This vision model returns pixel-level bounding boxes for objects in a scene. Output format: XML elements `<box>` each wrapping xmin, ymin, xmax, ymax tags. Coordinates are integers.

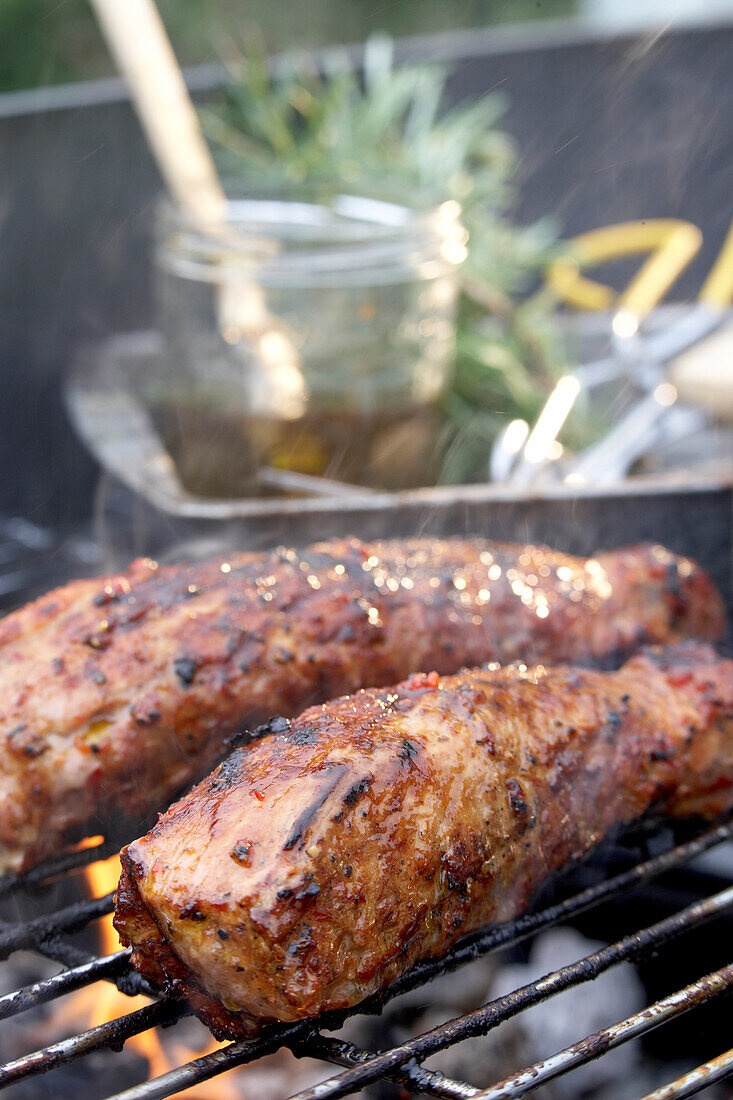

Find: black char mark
<box><xmin>173</xmin><ymin>657</ymin><xmax>198</xmax><ymax>687</ymax></box>
<box><xmin>225</xmin><ymin>715</ymin><xmax>291</xmax><ymax>752</ymax></box>
<box><xmin>285</xmin><ymin>723</ymin><xmax>320</xmax><ymax>747</ymax></box>
<box><xmin>282</xmin><ymin>764</ymin><xmax>348</xmax><ymax>851</ymax></box>
<box><xmin>506</xmin><ymin>777</ymin><xmax>528</xmax><ymax>816</ymax></box>
<box><xmin>343</xmin><ymin>775</ymin><xmax>373</xmax><ymax>808</ymax></box>
<box><xmin>210</xmin><ymin>750</ymin><xmax>247</xmax><ymax>791</ymax></box>
<box><xmin>398</xmin><ymin>738</ymin><xmax>418</xmax><ymax>767</ymax></box>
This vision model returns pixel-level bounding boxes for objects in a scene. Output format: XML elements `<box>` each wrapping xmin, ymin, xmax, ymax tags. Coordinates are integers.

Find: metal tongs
<box><xmin>492</xmin><ymin>218</ymin><xmax>733</xmax><ymax>486</ymax></box>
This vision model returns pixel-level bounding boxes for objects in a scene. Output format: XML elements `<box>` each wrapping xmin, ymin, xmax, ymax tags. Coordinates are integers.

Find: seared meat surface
<box><xmin>115</xmin><ymin>642</ymin><xmax>733</xmax><ymax>1038</ymax></box>
<box><xmin>0</xmin><ymin>538</ymin><xmax>723</xmax><ymax>873</ymax></box>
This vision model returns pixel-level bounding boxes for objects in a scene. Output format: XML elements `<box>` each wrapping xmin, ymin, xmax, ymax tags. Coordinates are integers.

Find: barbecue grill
<box><xmin>1</xmin><ymin>485</ymin><xmax>732</xmax><ymax>1099</ymax></box>
<box><xmin>3</xmin><ymin>8</ymin><xmax>733</xmax><ymax>1097</ymax></box>
<box><xmin>1</xmin><ymin>812</ymin><xmax>732</xmax><ymax>1100</ymax></box>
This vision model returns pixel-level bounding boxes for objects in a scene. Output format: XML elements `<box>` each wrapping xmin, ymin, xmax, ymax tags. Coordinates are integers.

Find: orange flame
<box><xmin>73</xmin><ymin>855</ymin><xmax>238</xmax><ymax>1098</ymax></box>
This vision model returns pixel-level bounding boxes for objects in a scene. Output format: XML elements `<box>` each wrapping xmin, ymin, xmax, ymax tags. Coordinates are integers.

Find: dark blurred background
<box><xmin>1</xmin><ymin>0</ymin><xmax>732</xmax><ymax>532</ymax></box>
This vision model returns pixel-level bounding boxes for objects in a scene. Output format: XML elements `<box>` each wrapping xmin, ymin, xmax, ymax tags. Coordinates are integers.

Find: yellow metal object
<box><xmin>699</xmin><ymin>220</ymin><xmax>733</xmax><ymax>308</ymax></box>
<box><xmin>546</xmin><ymin>219</ymin><xmax>702</xmax><ymax>322</ymax></box>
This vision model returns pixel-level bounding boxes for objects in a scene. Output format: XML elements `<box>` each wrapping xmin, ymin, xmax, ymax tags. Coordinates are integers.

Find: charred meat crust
<box><xmin>114</xmin><ymin>641</ymin><xmax>733</xmax><ymax>1038</ymax></box>
<box><xmin>0</xmin><ymin>537</ymin><xmax>724</xmax><ymax>873</ymax></box>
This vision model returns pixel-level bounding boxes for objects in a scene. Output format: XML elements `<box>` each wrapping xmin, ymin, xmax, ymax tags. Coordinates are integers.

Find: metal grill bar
<box><xmin>0</xmin><ymin>892</ymin><xmax>114</xmax><ymax>959</ymax></box>
<box><xmin>287</xmin><ymin>886</ymin><xmax>733</xmax><ymax>1100</ymax></box>
<box><xmin>472</xmin><ymin>962</ymin><xmax>733</xmax><ymax>1100</ymax></box>
<box><xmin>0</xmin><ymin>950</ymin><xmax>131</xmax><ymax>1021</ymax></box>
<box><xmin>0</xmin><ymin>999</ymin><xmax>186</xmax><ymax>1087</ymax></box>
<box><xmin>104</xmin><ymin>1023</ymin><xmax>311</xmax><ymax>1100</ymax></box>
<box><xmin>103</xmin><ymin>1029</ymin><xmax>479</xmax><ymax>1100</ymax></box>
<box><xmin>0</xmin><ymin>838</ymin><xmax>119</xmax><ymax>898</ymax></box>
<box><xmin>300</xmin><ymin>1034</ymin><xmax>482</xmax><ymax>1099</ymax></box>
<box><xmin>1</xmin><ymin>933</ymin><xmax>94</xmax><ymax>971</ymax></box>
<box><xmin>639</xmin><ymin>1047</ymin><xmax>733</xmax><ymax>1100</ymax></box>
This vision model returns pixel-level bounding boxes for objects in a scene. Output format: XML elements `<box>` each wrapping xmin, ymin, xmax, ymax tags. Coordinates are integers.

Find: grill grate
<box><xmin>0</xmin><ymin>819</ymin><xmax>732</xmax><ymax>1100</ymax></box>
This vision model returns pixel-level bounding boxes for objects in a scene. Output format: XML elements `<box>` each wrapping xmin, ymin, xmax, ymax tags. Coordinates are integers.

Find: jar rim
<box><xmin>155</xmin><ymin>191</ymin><xmax>467</xmax><ymax>288</ymax></box>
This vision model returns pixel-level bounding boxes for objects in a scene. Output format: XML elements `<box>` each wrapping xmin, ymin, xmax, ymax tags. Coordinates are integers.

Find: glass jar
<box><xmin>150</xmin><ymin>190</ymin><xmax>466</xmax><ymax>498</ymax></box>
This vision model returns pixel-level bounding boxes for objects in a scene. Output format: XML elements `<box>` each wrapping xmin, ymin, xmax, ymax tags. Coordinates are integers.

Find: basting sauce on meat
<box><xmin>0</xmin><ymin>538</ymin><xmax>723</xmax><ymax>872</ymax></box>
<box><xmin>115</xmin><ymin>642</ymin><xmax>733</xmax><ymax>1038</ymax></box>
